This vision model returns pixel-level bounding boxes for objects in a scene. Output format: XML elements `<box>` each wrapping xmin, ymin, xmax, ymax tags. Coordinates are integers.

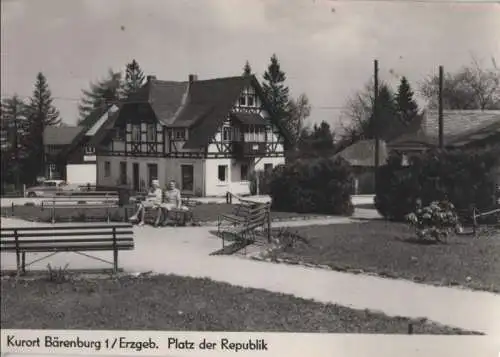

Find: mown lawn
<box><xmin>267</xmin><ymin>221</ymin><xmax>500</xmax><ymax>292</ymax></box>
<box><xmin>0</xmin><ymin>274</ymin><xmax>479</xmax><ymax>334</ymax></box>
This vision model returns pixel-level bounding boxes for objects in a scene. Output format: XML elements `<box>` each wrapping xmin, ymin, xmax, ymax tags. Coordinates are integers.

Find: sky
<box><xmin>1</xmin><ymin>0</ymin><xmax>499</xmax><ymax>129</ymax></box>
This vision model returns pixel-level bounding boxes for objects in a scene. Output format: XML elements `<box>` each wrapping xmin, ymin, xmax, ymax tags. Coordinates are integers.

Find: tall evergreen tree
<box><xmin>395</xmin><ymin>76</ymin><xmax>419</xmax><ymax>124</ymax></box>
<box><xmin>123</xmin><ymin>59</ymin><xmax>146</xmax><ymax>98</ymax></box>
<box><xmin>243</xmin><ymin>61</ymin><xmax>252</xmax><ymax>77</ymax></box>
<box><xmin>78</xmin><ymin>69</ymin><xmax>123</xmax><ymax>123</ymax></box>
<box><xmin>262</xmin><ymin>54</ymin><xmax>289</xmax><ymax>119</ymax></box>
<box><xmin>24</xmin><ymin>72</ymin><xmax>61</xmax><ymax>180</ymax></box>
<box><xmin>1</xmin><ymin>95</ymin><xmax>28</xmax><ymax>187</ymax></box>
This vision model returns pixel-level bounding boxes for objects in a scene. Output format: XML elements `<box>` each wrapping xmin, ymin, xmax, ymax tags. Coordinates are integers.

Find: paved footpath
<box><xmin>1</xmin><ymin>217</ymin><xmax>499</xmax><ymax>338</ymax></box>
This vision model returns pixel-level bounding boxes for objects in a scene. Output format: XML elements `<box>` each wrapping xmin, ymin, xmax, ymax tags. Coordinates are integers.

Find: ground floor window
<box><xmin>218</xmin><ymin>165</ymin><xmax>228</xmax><ymax>182</ymax></box>
<box><xmin>104</xmin><ymin>161</ymin><xmax>111</xmax><ymax>177</ymax></box>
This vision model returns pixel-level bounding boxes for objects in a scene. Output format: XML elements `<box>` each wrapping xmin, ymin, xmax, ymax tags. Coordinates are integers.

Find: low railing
<box><xmin>472</xmin><ymin>207</ymin><xmax>500</xmax><ymax>236</ymax></box>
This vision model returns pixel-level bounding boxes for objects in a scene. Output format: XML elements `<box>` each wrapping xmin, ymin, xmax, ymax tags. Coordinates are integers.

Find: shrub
<box><xmin>249</xmin><ymin>170</ymin><xmax>273</xmax><ymax>195</ymax></box>
<box><xmin>270</xmin><ymin>157</ymin><xmax>354</xmax><ymax>215</ymax></box>
<box><xmin>46</xmin><ymin>263</ymin><xmax>71</xmax><ymax>283</ymax></box>
<box><xmin>376</xmin><ymin>148</ymin><xmax>500</xmax><ymax>221</ymax></box>
<box><xmin>406</xmin><ymin>200</ymin><xmax>460</xmax><ymax>243</ymax></box>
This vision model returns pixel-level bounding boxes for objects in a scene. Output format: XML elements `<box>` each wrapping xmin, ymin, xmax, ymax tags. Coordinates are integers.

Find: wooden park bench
<box><xmin>217</xmin><ymin>193</ymin><xmax>271</xmax><ymax>248</ymax></box>
<box><xmin>0</xmin><ymin>223</ymin><xmax>134</xmax><ymax>274</ymax></box>
<box><xmin>41</xmin><ymin>193</ymin><xmax>119</xmax><ymax>223</ymax></box>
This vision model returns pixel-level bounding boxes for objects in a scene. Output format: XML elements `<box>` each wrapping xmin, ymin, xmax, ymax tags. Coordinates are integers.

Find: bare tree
<box><xmin>420</xmin><ymin>57</ymin><xmax>500</xmax><ymax>110</ymax></box>
<box><xmin>287</xmin><ymin>93</ymin><xmax>311</xmax><ymax>145</ymax></box>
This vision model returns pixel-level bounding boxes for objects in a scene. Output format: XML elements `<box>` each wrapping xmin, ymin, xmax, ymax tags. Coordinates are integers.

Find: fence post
<box><xmin>106</xmin><ymin>192</ymin><xmax>110</xmax><ymax>223</ymax></box>
<box><xmin>267</xmin><ymin>204</ymin><xmax>271</xmax><ymax>243</ymax></box>
<box><xmin>11</xmin><ymin>202</ymin><xmax>14</xmax><ymax>216</ymax></box>
<box><xmin>472</xmin><ymin>208</ymin><xmax>478</xmax><ymax>237</ymax></box>
<box><xmin>14</xmin><ymin>229</ymin><xmax>20</xmax><ymax>273</ymax></box>
<box><xmin>112</xmin><ymin>226</ymin><xmax>118</xmax><ymax>273</ymax></box>
<box><xmin>52</xmin><ymin>196</ymin><xmax>56</xmax><ymax>224</ymax></box>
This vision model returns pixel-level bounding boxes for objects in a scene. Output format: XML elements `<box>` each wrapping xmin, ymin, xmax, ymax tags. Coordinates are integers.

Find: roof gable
<box><xmin>423</xmin><ymin>110</ymin><xmax>500</xmax><ymax>139</ymax></box>
<box><xmin>85</xmin><ymin>104</ymin><xmax>119</xmax><ymax>136</ymax></box>
<box><xmin>335</xmin><ymin>139</ymin><xmax>388</xmax><ymax>167</ymax></box>
<box><xmin>43</xmin><ymin>126</ymin><xmax>82</xmax><ymax>146</ymax></box>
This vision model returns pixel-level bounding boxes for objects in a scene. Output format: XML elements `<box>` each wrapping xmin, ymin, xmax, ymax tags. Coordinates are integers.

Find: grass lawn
<box><xmin>1</xmin><ymin>203</ymin><xmax>332</xmax><ymax>224</ymax></box>
<box><xmin>266</xmin><ymin>221</ymin><xmax>500</xmax><ymax>293</ymax></box>
<box><xmin>0</xmin><ymin>274</ymin><xmax>478</xmax><ymax>334</ymax></box>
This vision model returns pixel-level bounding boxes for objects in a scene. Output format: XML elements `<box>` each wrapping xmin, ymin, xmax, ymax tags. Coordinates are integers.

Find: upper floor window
<box><xmin>175</xmin><ymin>129</ymin><xmax>186</xmax><ymax>140</ymax></box>
<box><xmin>238</xmin><ymin>87</ymin><xmax>257</xmax><ymax>108</ymax></box>
<box><xmin>115</xmin><ymin>127</ymin><xmax>125</xmax><ymax>141</ymax></box>
<box><xmin>146</xmin><ymin>124</ymin><xmax>156</xmax><ymax>142</ymax></box>
<box><xmin>84</xmin><ymin>145</ymin><xmax>95</xmax><ymax>155</ymax></box>
<box><xmin>244</xmin><ymin>125</ymin><xmax>265</xmax><ymax>142</ymax></box>
<box><xmin>222</xmin><ymin>127</ymin><xmax>232</xmax><ymax>142</ymax></box>
<box><xmin>131</xmin><ymin>125</ymin><xmax>141</xmax><ymax>142</ymax></box>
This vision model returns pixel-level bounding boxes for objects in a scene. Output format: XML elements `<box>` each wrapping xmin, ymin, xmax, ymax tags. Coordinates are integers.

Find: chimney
<box><xmin>147</xmin><ymin>75</ymin><xmax>157</xmax><ymax>82</ymax></box>
<box><xmin>188</xmin><ymin>74</ymin><xmax>198</xmax><ymax>83</ymax></box>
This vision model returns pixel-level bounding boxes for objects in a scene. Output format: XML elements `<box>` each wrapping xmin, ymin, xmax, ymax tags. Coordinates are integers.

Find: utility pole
<box><xmin>374</xmin><ymin>59</ymin><xmax>379</xmax><ymax>191</ymax></box>
<box><xmin>438</xmin><ymin>65</ymin><xmax>444</xmax><ymax>149</ymax></box>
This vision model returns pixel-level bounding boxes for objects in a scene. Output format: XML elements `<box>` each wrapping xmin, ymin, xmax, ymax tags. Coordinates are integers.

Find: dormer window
<box><xmin>239</xmin><ymin>95</ymin><xmax>246</xmax><ymax>106</ymax></box>
<box><xmin>175</xmin><ymin>129</ymin><xmax>186</xmax><ymax>140</ymax></box>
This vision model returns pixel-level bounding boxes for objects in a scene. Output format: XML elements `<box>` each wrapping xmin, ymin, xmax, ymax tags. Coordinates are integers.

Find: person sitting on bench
<box><xmin>129</xmin><ymin>180</ymin><xmax>162</xmax><ymax>226</ymax></box>
<box><xmin>158</xmin><ymin>180</ymin><xmax>182</xmax><ymax>226</ymax></box>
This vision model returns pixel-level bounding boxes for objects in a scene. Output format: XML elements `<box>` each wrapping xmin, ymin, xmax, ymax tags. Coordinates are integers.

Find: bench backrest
<box><xmin>1</xmin><ymin>224</ymin><xmax>134</xmax><ymax>250</ymax></box>
<box><xmin>236</xmin><ymin>202</ymin><xmax>270</xmax><ymax>231</ymax></box>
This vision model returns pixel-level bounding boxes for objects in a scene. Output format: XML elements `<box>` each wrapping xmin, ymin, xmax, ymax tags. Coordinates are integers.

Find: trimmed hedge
<box><xmin>375</xmin><ymin>148</ymin><xmax>500</xmax><ymax>221</ymax></box>
<box><xmin>269</xmin><ymin>157</ymin><xmax>354</xmax><ymax>215</ymax></box>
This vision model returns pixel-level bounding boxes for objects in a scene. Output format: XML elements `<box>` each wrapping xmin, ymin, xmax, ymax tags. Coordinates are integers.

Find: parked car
<box><xmin>25</xmin><ymin>180</ymin><xmax>77</xmax><ymax>197</ymax></box>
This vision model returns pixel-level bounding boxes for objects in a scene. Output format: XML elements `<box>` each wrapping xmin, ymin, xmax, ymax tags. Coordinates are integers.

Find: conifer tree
<box><xmin>262</xmin><ymin>54</ymin><xmax>290</xmax><ymax>120</ymax></box>
<box><xmin>243</xmin><ymin>61</ymin><xmax>252</xmax><ymax>77</ymax></box>
<box><xmin>395</xmin><ymin>76</ymin><xmax>419</xmax><ymax>124</ymax></box>
<box><xmin>24</xmin><ymin>72</ymin><xmax>61</xmax><ymax>180</ymax></box>
<box><xmin>78</xmin><ymin>69</ymin><xmax>123</xmax><ymax>123</ymax></box>
<box><xmin>123</xmin><ymin>59</ymin><xmax>146</xmax><ymax>98</ymax></box>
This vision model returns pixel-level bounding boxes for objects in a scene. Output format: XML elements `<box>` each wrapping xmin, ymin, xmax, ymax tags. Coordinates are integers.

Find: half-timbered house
<box><xmin>92</xmin><ymin>74</ymin><xmax>289</xmax><ymax>196</ymax></box>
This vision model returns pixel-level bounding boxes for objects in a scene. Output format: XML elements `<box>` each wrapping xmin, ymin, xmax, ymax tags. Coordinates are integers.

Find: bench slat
<box><xmin>0</xmin><ymin>224</ymin><xmax>132</xmax><ymax>232</ymax></box>
<box><xmin>1</xmin><ymin>244</ymin><xmax>134</xmax><ymax>252</ymax></box>
<box><xmin>1</xmin><ymin>230</ymin><xmax>133</xmax><ymax>239</ymax></box>
<box><xmin>1</xmin><ymin>237</ymin><xmax>133</xmax><ymax>244</ymax></box>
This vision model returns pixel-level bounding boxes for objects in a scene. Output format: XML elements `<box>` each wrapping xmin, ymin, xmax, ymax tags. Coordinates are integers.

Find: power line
<box><xmin>328</xmin><ymin>0</ymin><xmax>499</xmax><ymax>3</ymax></box>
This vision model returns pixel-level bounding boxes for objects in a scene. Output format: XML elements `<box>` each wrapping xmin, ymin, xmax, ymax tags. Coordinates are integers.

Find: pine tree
<box><xmin>243</xmin><ymin>61</ymin><xmax>252</xmax><ymax>77</ymax></box>
<box><xmin>1</xmin><ymin>95</ymin><xmax>28</xmax><ymax>187</ymax></box>
<box><xmin>24</xmin><ymin>72</ymin><xmax>61</xmax><ymax>180</ymax></box>
<box><xmin>123</xmin><ymin>59</ymin><xmax>146</xmax><ymax>98</ymax></box>
<box><xmin>395</xmin><ymin>76</ymin><xmax>419</xmax><ymax>124</ymax></box>
<box><xmin>78</xmin><ymin>69</ymin><xmax>123</xmax><ymax>123</ymax></box>
<box><xmin>262</xmin><ymin>54</ymin><xmax>290</xmax><ymax>119</ymax></box>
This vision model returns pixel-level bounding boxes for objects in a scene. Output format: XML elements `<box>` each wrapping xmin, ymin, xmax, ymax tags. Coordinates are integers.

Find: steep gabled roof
<box><xmin>447</xmin><ymin>118</ymin><xmax>500</xmax><ymax>147</ymax></box>
<box><xmin>424</xmin><ymin>110</ymin><xmax>500</xmax><ymax>141</ymax></box>
<box><xmin>389</xmin><ymin>110</ymin><xmax>500</xmax><ymax>147</ymax></box>
<box><xmin>335</xmin><ymin>139</ymin><xmax>388</xmax><ymax>167</ymax></box>
<box><xmin>62</xmin><ymin>104</ymin><xmax>120</xmax><ymax>156</ymax></box>
<box><xmin>43</xmin><ymin>126</ymin><xmax>82</xmax><ymax>146</ymax></box>
<box><xmin>91</xmin><ymin>74</ymin><xmax>292</xmax><ymax>149</ymax></box>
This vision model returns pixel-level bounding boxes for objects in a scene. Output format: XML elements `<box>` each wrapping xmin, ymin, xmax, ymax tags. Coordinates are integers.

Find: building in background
<box><xmin>92</xmin><ymin>74</ymin><xmax>289</xmax><ymax>196</ymax></box>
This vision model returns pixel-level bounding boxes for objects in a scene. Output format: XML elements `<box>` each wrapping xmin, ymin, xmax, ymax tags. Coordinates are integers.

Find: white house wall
<box><xmin>205</xmin><ymin>158</ymin><xmax>254</xmax><ymax>197</ymax></box>
<box><xmin>66</xmin><ymin>164</ymin><xmax>96</xmax><ymax>185</ymax></box>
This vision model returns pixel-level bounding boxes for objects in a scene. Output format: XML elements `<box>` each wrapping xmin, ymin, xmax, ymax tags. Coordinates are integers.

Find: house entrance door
<box><xmin>181</xmin><ymin>165</ymin><xmax>194</xmax><ymax>193</ymax></box>
<box><xmin>132</xmin><ymin>163</ymin><xmax>140</xmax><ymax>191</ymax></box>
